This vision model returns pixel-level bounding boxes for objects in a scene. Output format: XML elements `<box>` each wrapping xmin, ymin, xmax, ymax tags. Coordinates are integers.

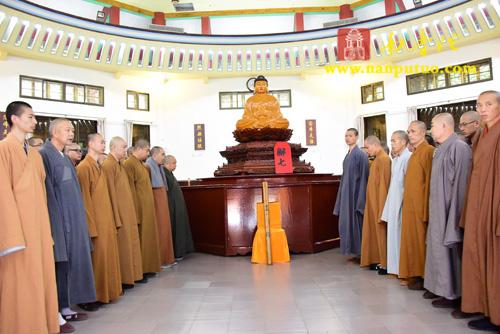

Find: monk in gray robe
<box><xmin>333</xmin><ymin>128</ymin><xmax>370</xmax><ymax>263</ymax></box>
<box><xmin>424</xmin><ymin>113</ymin><xmax>471</xmax><ymax>307</ymax></box>
<box><xmin>381</xmin><ymin>130</ymin><xmax>412</xmax><ymax>279</ymax></box>
<box><xmin>163</xmin><ymin>155</ymin><xmax>194</xmax><ymax>259</ymax></box>
<box><xmin>39</xmin><ymin>119</ymin><xmax>96</xmax><ymax>325</ymax></box>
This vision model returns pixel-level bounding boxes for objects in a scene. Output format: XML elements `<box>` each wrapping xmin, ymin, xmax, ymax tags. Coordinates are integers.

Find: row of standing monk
<box><xmin>0</xmin><ymin>101</ymin><xmax>194</xmax><ymax>334</ymax></box>
<box><xmin>334</xmin><ymin>90</ymin><xmax>500</xmax><ymax>332</ymax></box>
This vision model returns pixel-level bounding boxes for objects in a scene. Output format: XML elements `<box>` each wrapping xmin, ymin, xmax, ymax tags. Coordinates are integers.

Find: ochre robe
<box><xmin>102</xmin><ymin>154</ymin><xmax>143</xmax><ymax>284</ymax></box>
<box><xmin>460</xmin><ymin>122</ymin><xmax>500</xmax><ymax>324</ymax></box>
<box><xmin>399</xmin><ymin>141</ymin><xmax>435</xmax><ymax>279</ymax></box>
<box><xmin>123</xmin><ymin>155</ymin><xmax>162</xmax><ymax>273</ymax></box>
<box><xmin>361</xmin><ymin>149</ymin><xmax>391</xmax><ymax>268</ymax></box>
<box><xmin>77</xmin><ymin>155</ymin><xmax>122</xmax><ymax>303</ymax></box>
<box><xmin>0</xmin><ymin>133</ymin><xmax>59</xmax><ymax>334</ymax></box>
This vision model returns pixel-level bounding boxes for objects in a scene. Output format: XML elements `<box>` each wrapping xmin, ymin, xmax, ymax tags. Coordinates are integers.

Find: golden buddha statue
<box><xmin>236</xmin><ymin>75</ymin><xmax>289</xmax><ymax>130</ymax></box>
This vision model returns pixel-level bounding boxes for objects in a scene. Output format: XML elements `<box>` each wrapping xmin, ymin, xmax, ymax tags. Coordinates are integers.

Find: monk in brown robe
<box><xmin>459</xmin><ymin>111</ymin><xmax>482</xmax><ymax>147</ymax></box>
<box><xmin>360</xmin><ymin>136</ymin><xmax>391</xmax><ymax>274</ymax></box>
<box><xmin>0</xmin><ymin>101</ymin><xmax>59</xmax><ymax>334</ymax></box>
<box><xmin>145</xmin><ymin>146</ymin><xmax>175</xmax><ymax>267</ymax></box>
<box><xmin>399</xmin><ymin>120</ymin><xmax>435</xmax><ymax>289</ymax></box>
<box><xmin>236</xmin><ymin>75</ymin><xmax>289</xmax><ymax>130</ymax></box>
<box><xmin>459</xmin><ymin>91</ymin><xmax>500</xmax><ymax>331</ymax></box>
<box><xmin>123</xmin><ymin>139</ymin><xmax>162</xmax><ymax>276</ymax></box>
<box><xmin>102</xmin><ymin>137</ymin><xmax>144</xmax><ymax>289</ymax></box>
<box><xmin>77</xmin><ymin>133</ymin><xmax>122</xmax><ymax>307</ymax></box>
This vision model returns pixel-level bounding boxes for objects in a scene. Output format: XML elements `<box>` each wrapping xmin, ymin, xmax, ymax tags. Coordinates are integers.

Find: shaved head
<box><xmin>364</xmin><ymin>135</ymin><xmax>381</xmax><ymax>146</ymax></box>
<box><xmin>431</xmin><ymin>113</ymin><xmax>455</xmax><ymax>144</ymax></box>
<box><xmin>109</xmin><ymin>136</ymin><xmax>126</xmax><ymax>150</ymax></box>
<box><xmin>134</xmin><ymin>139</ymin><xmax>150</xmax><ymax>151</ymax></box>
<box><xmin>28</xmin><ymin>137</ymin><xmax>44</xmax><ymax>149</ymax></box>
<box><xmin>410</xmin><ymin>120</ymin><xmax>427</xmax><ymax>131</ymax></box>
<box><xmin>459</xmin><ymin>111</ymin><xmax>482</xmax><ymax>140</ymax></box>
<box><xmin>433</xmin><ymin>113</ymin><xmax>455</xmax><ymax>128</ymax></box>
<box><xmin>478</xmin><ymin>90</ymin><xmax>500</xmax><ymax>104</ymax></box>
<box><xmin>49</xmin><ymin>118</ymin><xmax>71</xmax><ymax>139</ymax></box>
<box><xmin>393</xmin><ymin>130</ymin><xmax>409</xmax><ymax>145</ymax></box>
<box><xmin>461</xmin><ymin>111</ymin><xmax>480</xmax><ymax>122</ymax></box>
<box><xmin>165</xmin><ymin>155</ymin><xmax>176</xmax><ymax>164</ymax></box>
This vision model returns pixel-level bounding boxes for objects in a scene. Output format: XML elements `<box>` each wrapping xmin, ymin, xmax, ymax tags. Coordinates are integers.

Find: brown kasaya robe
<box><xmin>122</xmin><ymin>155</ymin><xmax>162</xmax><ymax>273</ymax></box>
<box><xmin>460</xmin><ymin>122</ymin><xmax>500</xmax><ymax>324</ymax></box>
<box><xmin>361</xmin><ymin>149</ymin><xmax>391</xmax><ymax>268</ymax></box>
<box><xmin>77</xmin><ymin>155</ymin><xmax>122</xmax><ymax>303</ymax></box>
<box><xmin>0</xmin><ymin>133</ymin><xmax>59</xmax><ymax>334</ymax></box>
<box><xmin>102</xmin><ymin>154</ymin><xmax>143</xmax><ymax>284</ymax></box>
<box><xmin>399</xmin><ymin>141</ymin><xmax>435</xmax><ymax>279</ymax></box>
<box><xmin>146</xmin><ymin>164</ymin><xmax>175</xmax><ymax>265</ymax></box>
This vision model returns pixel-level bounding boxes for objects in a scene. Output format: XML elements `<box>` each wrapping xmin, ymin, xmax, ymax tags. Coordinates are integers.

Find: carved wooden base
<box><xmin>214</xmin><ymin>140</ymin><xmax>315</xmax><ymax>176</ymax></box>
<box><xmin>233</xmin><ymin>127</ymin><xmax>293</xmax><ymax>143</ymax></box>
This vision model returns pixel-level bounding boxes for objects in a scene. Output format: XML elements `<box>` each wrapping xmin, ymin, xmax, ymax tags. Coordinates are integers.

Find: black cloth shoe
<box><xmin>378</xmin><ymin>268</ymin><xmax>388</xmax><ymax>275</ymax></box>
<box><xmin>369</xmin><ymin>264</ymin><xmax>381</xmax><ymax>271</ymax></box>
<box><xmin>431</xmin><ymin>298</ymin><xmax>460</xmax><ymax>309</ymax></box>
<box><xmin>423</xmin><ymin>290</ymin><xmax>439</xmax><ymax>299</ymax></box>
<box><xmin>451</xmin><ymin>309</ymin><xmax>481</xmax><ymax>319</ymax></box>
<box><xmin>408</xmin><ymin>279</ymin><xmax>425</xmax><ymax>291</ymax></box>
<box><xmin>77</xmin><ymin>302</ymin><xmax>100</xmax><ymax>312</ymax></box>
<box><xmin>468</xmin><ymin>317</ymin><xmax>500</xmax><ymax>331</ymax></box>
<box><xmin>143</xmin><ymin>272</ymin><xmax>157</xmax><ymax>278</ymax></box>
<box><xmin>59</xmin><ymin>322</ymin><xmax>75</xmax><ymax>333</ymax></box>
<box><xmin>135</xmin><ymin>277</ymin><xmax>148</xmax><ymax>284</ymax></box>
<box><xmin>122</xmin><ymin>283</ymin><xmax>134</xmax><ymax>290</ymax></box>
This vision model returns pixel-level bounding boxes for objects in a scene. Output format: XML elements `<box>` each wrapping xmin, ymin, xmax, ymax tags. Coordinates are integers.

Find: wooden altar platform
<box><xmin>180</xmin><ymin>173</ymin><xmax>341</xmax><ymax>256</ymax></box>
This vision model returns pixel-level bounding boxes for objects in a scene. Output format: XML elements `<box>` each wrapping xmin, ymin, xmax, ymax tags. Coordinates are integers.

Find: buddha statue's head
<box><xmin>254</xmin><ymin>75</ymin><xmax>269</xmax><ymax>95</ymax></box>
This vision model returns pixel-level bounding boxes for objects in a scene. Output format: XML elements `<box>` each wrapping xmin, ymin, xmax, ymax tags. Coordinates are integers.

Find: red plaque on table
<box><xmin>274</xmin><ymin>142</ymin><xmax>293</xmax><ymax>174</ymax></box>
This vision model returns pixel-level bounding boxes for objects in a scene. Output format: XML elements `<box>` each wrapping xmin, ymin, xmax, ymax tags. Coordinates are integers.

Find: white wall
<box><xmin>1</xmin><ymin>38</ymin><xmax>499</xmax><ymax>180</ymax></box>
<box><xmin>210</xmin><ymin>16</ymin><xmax>295</xmax><ymax>35</ymax></box>
<box><xmin>157</xmin><ymin>74</ymin><xmax>353</xmax><ymax>179</ymax></box>
<box><xmin>0</xmin><ymin>56</ymin><xmax>160</xmax><ymax>150</ymax></box>
<box><xmin>354</xmin><ymin>2</ymin><xmax>387</xmax><ymax>22</ymax></box>
<box><xmin>304</xmin><ymin>13</ymin><xmax>340</xmax><ymax>30</ymax></box>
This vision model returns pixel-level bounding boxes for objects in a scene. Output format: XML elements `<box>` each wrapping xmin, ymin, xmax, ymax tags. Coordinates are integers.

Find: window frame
<box><xmin>219</xmin><ymin>89</ymin><xmax>292</xmax><ymax>110</ymax></box>
<box><xmin>361</xmin><ymin>81</ymin><xmax>384</xmax><ymax>104</ymax></box>
<box><xmin>19</xmin><ymin>75</ymin><xmax>104</xmax><ymax>106</ymax></box>
<box><xmin>406</xmin><ymin>58</ymin><xmax>493</xmax><ymax>95</ymax></box>
<box><xmin>126</xmin><ymin>90</ymin><xmax>150</xmax><ymax>111</ymax></box>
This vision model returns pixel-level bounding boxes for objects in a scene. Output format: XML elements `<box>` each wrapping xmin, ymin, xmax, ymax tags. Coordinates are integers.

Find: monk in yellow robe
<box><xmin>102</xmin><ymin>137</ymin><xmax>144</xmax><ymax>289</ymax></box>
<box><xmin>459</xmin><ymin>91</ymin><xmax>500</xmax><ymax>331</ymax></box>
<box><xmin>145</xmin><ymin>146</ymin><xmax>175</xmax><ymax>267</ymax></box>
<box><xmin>77</xmin><ymin>133</ymin><xmax>122</xmax><ymax>306</ymax></box>
<box><xmin>360</xmin><ymin>136</ymin><xmax>391</xmax><ymax>272</ymax></box>
<box><xmin>0</xmin><ymin>101</ymin><xmax>59</xmax><ymax>334</ymax></box>
<box><xmin>399</xmin><ymin>121</ymin><xmax>435</xmax><ymax>289</ymax></box>
<box><xmin>236</xmin><ymin>75</ymin><xmax>289</xmax><ymax>130</ymax></box>
<box><xmin>123</xmin><ymin>139</ymin><xmax>162</xmax><ymax>276</ymax></box>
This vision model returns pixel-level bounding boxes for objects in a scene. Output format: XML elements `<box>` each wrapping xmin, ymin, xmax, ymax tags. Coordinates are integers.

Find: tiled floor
<box><xmin>71</xmin><ymin>249</ymin><xmax>481</xmax><ymax>334</ymax></box>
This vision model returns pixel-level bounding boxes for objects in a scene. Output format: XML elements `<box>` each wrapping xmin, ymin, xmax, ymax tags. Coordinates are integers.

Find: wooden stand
<box><xmin>181</xmin><ymin>173</ymin><xmax>341</xmax><ymax>256</ymax></box>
